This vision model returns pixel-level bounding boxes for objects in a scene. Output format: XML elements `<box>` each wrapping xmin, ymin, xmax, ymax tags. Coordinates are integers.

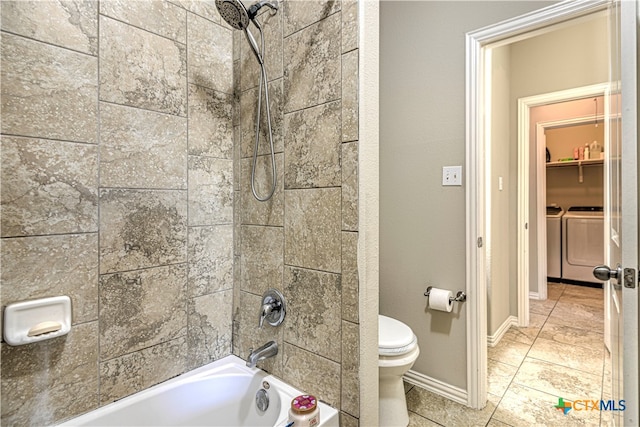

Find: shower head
<box><xmin>216</xmin><ymin>0</ymin><xmax>278</xmax><ymax>29</ymax></box>
<box><xmin>216</xmin><ymin>0</ymin><xmax>278</xmax><ymax>66</ymax></box>
<box><xmin>215</xmin><ymin>0</ymin><xmax>250</xmax><ymax>30</ymax></box>
<box><xmin>216</xmin><ymin>0</ymin><xmax>278</xmax><ymax>30</ymax></box>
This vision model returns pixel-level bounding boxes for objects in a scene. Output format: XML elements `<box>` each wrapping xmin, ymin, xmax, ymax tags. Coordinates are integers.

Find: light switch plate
<box><xmin>442</xmin><ymin>166</ymin><xmax>462</xmax><ymax>186</ymax></box>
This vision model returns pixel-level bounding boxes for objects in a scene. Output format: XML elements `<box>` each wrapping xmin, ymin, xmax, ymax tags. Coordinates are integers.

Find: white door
<box><xmin>597</xmin><ymin>1</ymin><xmax>638</xmax><ymax>425</ymax></box>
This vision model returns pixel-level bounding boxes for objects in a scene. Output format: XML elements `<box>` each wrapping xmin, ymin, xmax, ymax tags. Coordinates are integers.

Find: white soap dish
<box><xmin>3</xmin><ymin>296</ymin><xmax>72</xmax><ymax>346</ymax></box>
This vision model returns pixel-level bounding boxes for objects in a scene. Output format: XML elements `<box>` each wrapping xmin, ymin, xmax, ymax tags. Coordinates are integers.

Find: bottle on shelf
<box><xmin>590</xmin><ymin>140</ymin><xmax>603</xmax><ymax>159</ymax></box>
<box><xmin>584</xmin><ymin>143</ymin><xmax>590</xmax><ymax>160</ymax></box>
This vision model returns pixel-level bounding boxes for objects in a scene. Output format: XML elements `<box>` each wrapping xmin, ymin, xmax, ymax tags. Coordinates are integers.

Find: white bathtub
<box><xmin>58</xmin><ymin>355</ymin><xmax>339</xmax><ymax>427</ymax></box>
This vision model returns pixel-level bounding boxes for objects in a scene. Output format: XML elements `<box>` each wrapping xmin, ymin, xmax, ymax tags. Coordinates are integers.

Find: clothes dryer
<box><xmin>546</xmin><ymin>206</ymin><xmax>563</xmax><ymax>280</ymax></box>
<box><xmin>561</xmin><ymin>206</ymin><xmax>604</xmax><ymax>283</ymax></box>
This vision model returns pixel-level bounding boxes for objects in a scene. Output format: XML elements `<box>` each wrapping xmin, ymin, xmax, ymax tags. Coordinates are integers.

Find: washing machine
<box><xmin>546</xmin><ymin>206</ymin><xmax>563</xmax><ymax>280</ymax></box>
<box><xmin>562</xmin><ymin>206</ymin><xmax>604</xmax><ymax>283</ymax></box>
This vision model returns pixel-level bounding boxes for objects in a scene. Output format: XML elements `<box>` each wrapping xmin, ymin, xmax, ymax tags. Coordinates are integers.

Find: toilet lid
<box><xmin>379</xmin><ymin>315</ymin><xmax>418</xmax><ymax>356</ymax></box>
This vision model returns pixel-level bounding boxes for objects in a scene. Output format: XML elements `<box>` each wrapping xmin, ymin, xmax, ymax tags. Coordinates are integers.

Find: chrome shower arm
<box><xmin>248</xmin><ymin>0</ymin><xmax>278</xmax><ymax>19</ymax></box>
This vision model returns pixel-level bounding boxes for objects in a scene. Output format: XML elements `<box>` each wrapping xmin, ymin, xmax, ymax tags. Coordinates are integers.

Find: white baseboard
<box><xmin>487</xmin><ymin>315</ymin><xmax>518</xmax><ymax>347</ymax></box>
<box><xmin>403</xmin><ymin>369</ymin><xmax>467</xmax><ymax>406</ymax></box>
<box><xmin>529</xmin><ymin>291</ymin><xmax>541</xmax><ymax>300</ymax></box>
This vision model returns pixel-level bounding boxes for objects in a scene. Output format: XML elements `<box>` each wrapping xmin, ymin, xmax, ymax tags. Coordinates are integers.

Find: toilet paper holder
<box><xmin>423</xmin><ymin>286</ymin><xmax>467</xmax><ymax>303</ymax></box>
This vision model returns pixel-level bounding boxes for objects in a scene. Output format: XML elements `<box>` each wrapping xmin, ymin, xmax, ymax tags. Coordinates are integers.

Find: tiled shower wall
<box><xmin>1</xmin><ymin>1</ymin><xmax>234</xmax><ymax>424</ymax></box>
<box><xmin>1</xmin><ymin>0</ymin><xmax>359</xmax><ymax>425</ymax></box>
<box><xmin>231</xmin><ymin>1</ymin><xmax>360</xmax><ymax>425</ymax></box>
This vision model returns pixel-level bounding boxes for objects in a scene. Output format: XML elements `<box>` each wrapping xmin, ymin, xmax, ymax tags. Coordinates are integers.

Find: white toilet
<box><xmin>379</xmin><ymin>314</ymin><xmax>420</xmax><ymax>427</ymax></box>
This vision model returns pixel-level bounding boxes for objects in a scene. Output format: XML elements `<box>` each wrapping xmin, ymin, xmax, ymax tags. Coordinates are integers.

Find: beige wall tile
<box><xmin>100</xmin><ymin>0</ymin><xmax>186</xmax><ymax>43</ymax></box>
<box><xmin>283</xmin><ymin>13</ymin><xmax>340</xmax><ymax>112</ymax></box>
<box><xmin>284</xmin><ymin>266</ymin><xmax>341</xmax><ymax>361</ymax></box>
<box><xmin>240</xmin><ymin>11</ymin><xmax>282</xmax><ymax>92</ymax></box>
<box><xmin>282</xmin><ymin>342</ymin><xmax>341</xmax><ymax>407</ymax></box>
<box><xmin>284</xmin><ymin>101</ymin><xmax>341</xmax><ymax>189</ymax></box>
<box><xmin>341</xmin><ymin>231</ymin><xmax>359</xmax><ymax>323</ymax></box>
<box><xmin>234</xmin><ymin>290</ymin><xmax>284</xmax><ymax>376</ymax></box>
<box><xmin>233</xmin><ymin>30</ymin><xmax>241</xmax><ymax>62</ymax></box>
<box><xmin>284</xmin><ymin>188</ymin><xmax>341</xmax><ymax>273</ymax></box>
<box><xmin>99</xmin><ymin>16</ymin><xmax>187</xmax><ymax>115</ymax></box>
<box><xmin>240</xmin><ymin>79</ymin><xmax>284</xmax><ymax>157</ymax></box>
<box><xmin>0</xmin><ymin>0</ymin><xmax>361</xmax><ymax>423</ymax></box>
<box><xmin>188</xmin><ymin>84</ymin><xmax>233</xmax><ymax>158</ymax></box>
<box><xmin>188</xmin><ymin>225</ymin><xmax>233</xmax><ymax>297</ymax></box>
<box><xmin>235</xmin><ymin>9</ymin><xmax>360</xmax><ymax>421</ymax></box>
<box><xmin>341</xmin><ymin>320</ymin><xmax>360</xmax><ymax>417</ymax></box>
<box><xmin>99</xmin><ymin>337</ymin><xmax>187</xmax><ymax>404</ymax></box>
<box><xmin>283</xmin><ymin>0</ymin><xmax>340</xmax><ymax>36</ymax></box>
<box><xmin>241</xmin><ymin>154</ymin><xmax>284</xmax><ymax>226</ymax></box>
<box><xmin>1</xmin><ymin>136</ymin><xmax>98</xmax><ymax>237</ymax></box>
<box><xmin>340</xmin><ymin>412</ymin><xmax>360</xmax><ymax>427</ymax></box>
<box><xmin>1</xmin><ymin>33</ymin><xmax>98</xmax><ymax>143</ymax></box>
<box><xmin>240</xmin><ymin>225</ymin><xmax>284</xmax><ymax>295</ymax></box>
<box><xmin>233</xmin><ymin>124</ymin><xmax>242</xmax><ymax>190</ymax></box>
<box><xmin>187</xmin><ymin>13</ymin><xmax>232</xmax><ymax>93</ymax></box>
<box><xmin>187</xmin><ymin>290</ymin><xmax>233</xmax><ymax>369</ymax></box>
<box><xmin>99</xmin><ymin>102</ymin><xmax>187</xmax><ymax>189</ymax></box>
<box><xmin>99</xmin><ymin>189</ymin><xmax>187</xmax><ymax>273</ymax></box>
<box><xmin>169</xmin><ymin>0</ymin><xmax>221</xmax><ymax>24</ymax></box>
<box><xmin>342</xmin><ymin>0</ymin><xmax>358</xmax><ymax>54</ymax></box>
<box><xmin>1</xmin><ymin>0</ymin><xmax>98</xmax><ymax>55</ymax></box>
<box><xmin>0</xmin><ymin>1</ymin><xmax>241</xmax><ymax>424</ymax></box>
<box><xmin>342</xmin><ymin>141</ymin><xmax>359</xmax><ymax>231</ymax></box>
<box><xmin>0</xmin><ymin>322</ymin><xmax>99</xmax><ymax>426</ymax></box>
<box><xmin>188</xmin><ymin>156</ymin><xmax>233</xmax><ymax>226</ymax></box>
<box><xmin>99</xmin><ymin>264</ymin><xmax>187</xmax><ymax>359</ymax></box>
<box><xmin>234</xmin><ymin>191</ymin><xmax>242</xmax><ymax>255</ymax></box>
<box><xmin>342</xmin><ymin>50</ymin><xmax>359</xmax><ymax>142</ymax></box>
<box><xmin>1</xmin><ymin>234</ymin><xmax>98</xmax><ymax>324</ymax></box>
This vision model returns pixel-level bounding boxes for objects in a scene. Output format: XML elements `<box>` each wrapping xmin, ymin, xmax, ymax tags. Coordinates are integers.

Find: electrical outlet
<box><xmin>442</xmin><ymin>166</ymin><xmax>462</xmax><ymax>186</ymax></box>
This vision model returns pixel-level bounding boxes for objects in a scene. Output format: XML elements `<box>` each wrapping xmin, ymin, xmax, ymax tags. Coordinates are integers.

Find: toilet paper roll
<box><xmin>428</xmin><ymin>288</ymin><xmax>453</xmax><ymax>312</ymax></box>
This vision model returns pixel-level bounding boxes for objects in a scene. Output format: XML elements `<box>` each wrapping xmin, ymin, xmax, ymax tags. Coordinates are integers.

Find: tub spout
<box><xmin>246</xmin><ymin>341</ymin><xmax>278</xmax><ymax>368</ymax></box>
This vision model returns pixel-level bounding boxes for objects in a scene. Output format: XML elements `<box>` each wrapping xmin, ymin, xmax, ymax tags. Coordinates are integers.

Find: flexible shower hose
<box><xmin>248</xmin><ymin>19</ymin><xmax>276</xmax><ymax>202</ymax></box>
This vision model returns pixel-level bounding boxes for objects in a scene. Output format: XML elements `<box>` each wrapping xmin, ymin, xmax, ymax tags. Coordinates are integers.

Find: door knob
<box><xmin>593</xmin><ymin>264</ymin><xmax>623</xmax><ymax>284</ymax></box>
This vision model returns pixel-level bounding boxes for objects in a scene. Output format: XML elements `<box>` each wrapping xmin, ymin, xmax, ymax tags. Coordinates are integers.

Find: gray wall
<box><xmin>1</xmin><ymin>0</ymin><xmax>360</xmax><ymax>425</ymax></box>
<box><xmin>488</xmin><ymin>45</ymin><xmax>513</xmax><ymax>335</ymax></box>
<box><xmin>380</xmin><ymin>0</ymin><xmax>555</xmax><ymax>389</ymax></box>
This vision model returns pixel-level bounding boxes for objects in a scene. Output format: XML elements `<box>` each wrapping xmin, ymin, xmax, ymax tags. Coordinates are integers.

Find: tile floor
<box><xmin>405</xmin><ymin>282</ymin><xmax>612</xmax><ymax>426</ymax></box>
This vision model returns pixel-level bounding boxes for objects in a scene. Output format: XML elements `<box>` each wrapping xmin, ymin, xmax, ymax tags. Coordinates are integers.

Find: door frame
<box><xmin>517</xmin><ymin>84</ymin><xmax>608</xmax><ymax>314</ymax></box>
<box><xmin>618</xmin><ymin>0</ymin><xmax>639</xmax><ymax>423</ymax></box>
<box><xmin>465</xmin><ymin>0</ymin><xmax>609</xmax><ymax>409</ymax></box>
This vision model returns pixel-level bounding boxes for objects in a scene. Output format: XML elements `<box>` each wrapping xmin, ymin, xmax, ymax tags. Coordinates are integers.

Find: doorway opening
<box><xmin>464</xmin><ymin>0</ymin><xmax>611</xmax><ymax>409</ymax></box>
<box><xmin>517</xmin><ymin>84</ymin><xmax>608</xmax><ymax>317</ymax></box>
